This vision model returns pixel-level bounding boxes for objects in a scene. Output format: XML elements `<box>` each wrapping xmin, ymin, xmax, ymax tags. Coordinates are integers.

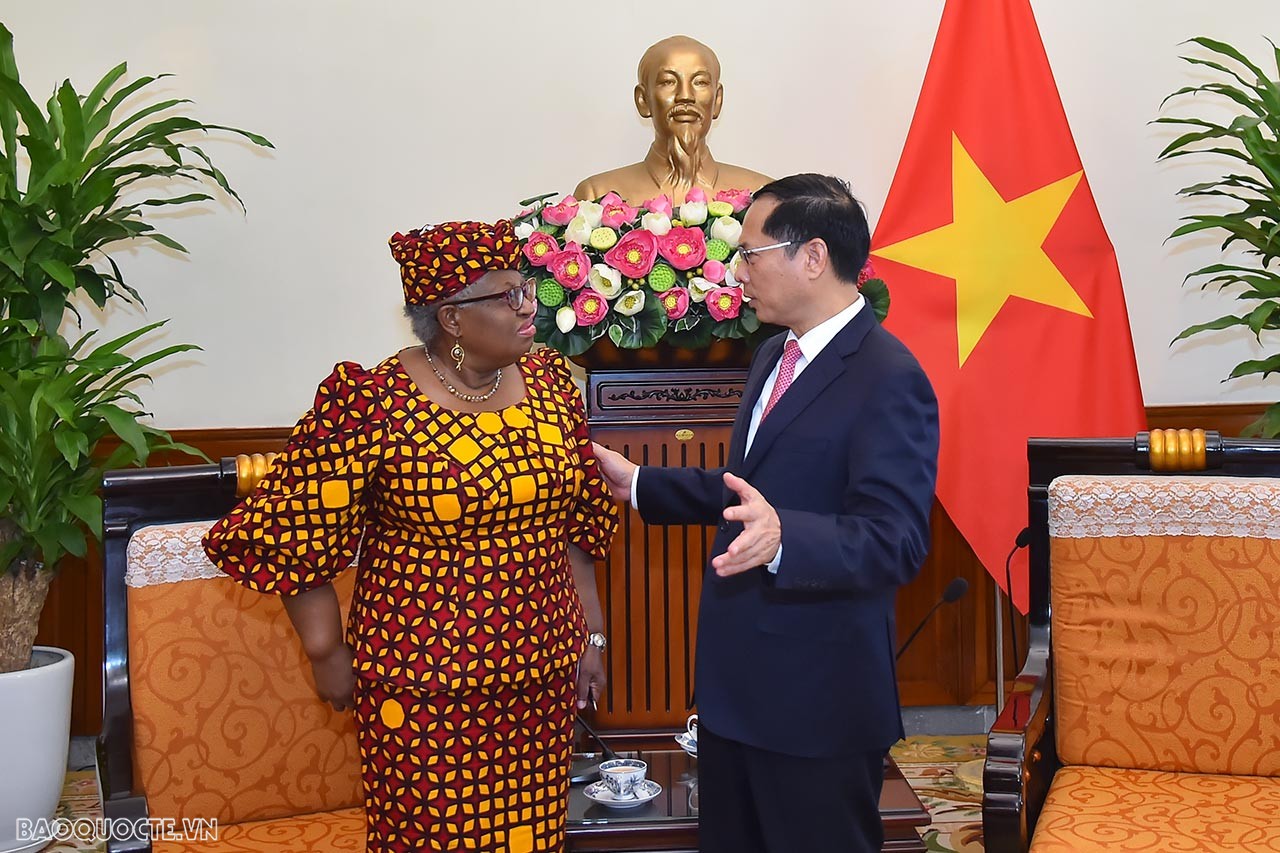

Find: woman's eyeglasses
<box><xmin>446</xmin><ymin>278</ymin><xmax>537</xmax><ymax>311</ymax></box>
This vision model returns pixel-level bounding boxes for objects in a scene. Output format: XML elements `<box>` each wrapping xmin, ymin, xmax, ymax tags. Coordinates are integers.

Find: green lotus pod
<box><xmin>536</xmin><ymin>279</ymin><xmax>567</xmax><ymax>307</ymax></box>
<box><xmin>648</xmin><ymin>264</ymin><xmax>678</xmax><ymax>292</ymax></box>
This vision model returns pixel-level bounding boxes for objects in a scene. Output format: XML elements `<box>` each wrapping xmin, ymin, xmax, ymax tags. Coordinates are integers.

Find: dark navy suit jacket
<box><xmin>636</xmin><ymin>306</ymin><xmax>939</xmax><ymax>758</ymax></box>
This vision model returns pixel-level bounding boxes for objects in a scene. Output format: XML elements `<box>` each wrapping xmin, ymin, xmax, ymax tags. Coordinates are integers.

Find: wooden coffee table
<box><xmin>566</xmin><ymin>749</ymin><xmax>929</xmax><ymax>852</ymax></box>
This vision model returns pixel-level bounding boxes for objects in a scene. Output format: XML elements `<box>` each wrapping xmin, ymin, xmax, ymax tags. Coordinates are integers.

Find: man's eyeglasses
<box><xmin>737</xmin><ymin>241</ymin><xmax>794</xmax><ymax>264</ymax></box>
<box><xmin>446</xmin><ymin>278</ymin><xmax>537</xmax><ymax>311</ymax></box>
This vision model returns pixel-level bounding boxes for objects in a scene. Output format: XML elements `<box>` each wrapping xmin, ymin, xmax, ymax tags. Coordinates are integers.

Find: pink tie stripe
<box><xmin>762</xmin><ymin>339</ymin><xmax>801</xmax><ymax>421</ymax></box>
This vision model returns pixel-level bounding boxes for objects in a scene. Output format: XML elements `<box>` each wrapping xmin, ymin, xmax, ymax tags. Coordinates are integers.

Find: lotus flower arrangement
<box><xmin>514</xmin><ymin>189</ymin><xmax>889</xmax><ymax>358</ymax></box>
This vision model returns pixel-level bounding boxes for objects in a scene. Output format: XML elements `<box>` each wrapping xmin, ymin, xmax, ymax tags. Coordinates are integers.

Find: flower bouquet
<box><xmin>513</xmin><ymin>189</ymin><xmax>889</xmax><ymax>358</ymax></box>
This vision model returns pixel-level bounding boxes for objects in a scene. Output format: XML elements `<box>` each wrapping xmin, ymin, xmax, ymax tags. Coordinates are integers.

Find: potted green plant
<box><xmin>1160</xmin><ymin>37</ymin><xmax>1280</xmax><ymax>436</ymax></box>
<box><xmin>0</xmin><ymin>24</ymin><xmax>270</xmax><ymax>852</ymax></box>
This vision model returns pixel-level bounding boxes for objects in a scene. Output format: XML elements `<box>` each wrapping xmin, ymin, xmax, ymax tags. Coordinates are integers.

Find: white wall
<box><xmin>6</xmin><ymin>0</ymin><xmax>1280</xmax><ymax>427</ymax></box>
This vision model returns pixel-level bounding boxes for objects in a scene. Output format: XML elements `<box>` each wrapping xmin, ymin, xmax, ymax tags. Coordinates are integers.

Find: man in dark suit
<box><xmin>592</xmin><ymin>173</ymin><xmax>940</xmax><ymax>853</ymax></box>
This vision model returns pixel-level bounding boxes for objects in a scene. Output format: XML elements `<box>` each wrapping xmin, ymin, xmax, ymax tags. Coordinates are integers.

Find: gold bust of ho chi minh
<box><xmin>573</xmin><ymin>35</ymin><xmax>770</xmax><ymax>206</ymax></box>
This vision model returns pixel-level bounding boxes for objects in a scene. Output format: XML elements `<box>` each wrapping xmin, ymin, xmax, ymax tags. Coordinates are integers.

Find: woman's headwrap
<box><xmin>388</xmin><ymin>220</ymin><xmax>520</xmax><ymax>305</ymax></box>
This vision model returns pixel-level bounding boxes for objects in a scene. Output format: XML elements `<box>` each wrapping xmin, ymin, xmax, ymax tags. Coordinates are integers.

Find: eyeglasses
<box><xmin>445</xmin><ymin>278</ymin><xmax>537</xmax><ymax>311</ymax></box>
<box><xmin>737</xmin><ymin>241</ymin><xmax>794</xmax><ymax>264</ymax></box>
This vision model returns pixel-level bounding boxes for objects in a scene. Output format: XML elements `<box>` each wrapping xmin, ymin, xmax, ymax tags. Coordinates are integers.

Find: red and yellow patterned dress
<box><xmin>203</xmin><ymin>347</ymin><xmax>618</xmax><ymax>853</ymax></box>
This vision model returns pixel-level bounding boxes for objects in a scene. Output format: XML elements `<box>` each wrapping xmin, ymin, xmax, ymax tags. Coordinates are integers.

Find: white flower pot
<box><xmin>0</xmin><ymin>647</ymin><xmax>74</xmax><ymax>853</ymax></box>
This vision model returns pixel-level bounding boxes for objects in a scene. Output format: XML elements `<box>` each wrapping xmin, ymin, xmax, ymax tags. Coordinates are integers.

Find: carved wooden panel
<box><xmin>590</xmin><ymin>422</ymin><xmax>729</xmax><ymax>729</ymax></box>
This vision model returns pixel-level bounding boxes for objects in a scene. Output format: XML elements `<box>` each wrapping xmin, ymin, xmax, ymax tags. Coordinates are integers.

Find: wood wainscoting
<box><xmin>41</xmin><ymin>404</ymin><xmax>1266</xmax><ymax>735</ymax></box>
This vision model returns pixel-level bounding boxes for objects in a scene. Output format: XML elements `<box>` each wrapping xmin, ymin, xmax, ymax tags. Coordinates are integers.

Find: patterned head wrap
<box><xmin>388</xmin><ymin>220</ymin><xmax>520</xmax><ymax>305</ymax></box>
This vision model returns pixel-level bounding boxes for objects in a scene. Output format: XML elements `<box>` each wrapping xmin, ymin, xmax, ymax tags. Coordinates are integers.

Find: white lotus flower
<box><xmin>513</xmin><ymin>219</ymin><xmax>539</xmax><ymax>240</ymax></box>
<box><xmin>555</xmin><ymin>305</ymin><xmax>577</xmax><ymax>333</ymax></box>
<box><xmin>616</xmin><ymin>290</ymin><xmax>646</xmax><ymax>316</ymax></box>
<box><xmin>588</xmin><ymin>264</ymin><xmax>623</xmax><ymax>299</ymax></box>
<box><xmin>688</xmin><ymin>276</ymin><xmax>716</xmax><ymax>303</ymax></box>
<box><xmin>641</xmin><ymin>211</ymin><xmax>673</xmax><ymax>236</ymax></box>
<box><xmin>710</xmin><ymin>216</ymin><xmax>743</xmax><ymax>248</ymax></box>
<box><xmin>578</xmin><ymin>201</ymin><xmax>604</xmax><ymax>229</ymax></box>
<box><xmin>680</xmin><ymin>200</ymin><xmax>708</xmax><ymax>226</ymax></box>
<box><xmin>564</xmin><ymin>215</ymin><xmax>594</xmax><ymax>247</ymax></box>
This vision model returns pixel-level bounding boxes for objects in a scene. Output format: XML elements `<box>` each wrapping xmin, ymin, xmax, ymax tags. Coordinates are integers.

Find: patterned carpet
<box><xmin>43</xmin><ymin>735</ymin><xmax>986</xmax><ymax>852</ymax></box>
<box><xmin>43</xmin><ymin>771</ymin><xmax>102</xmax><ymax>852</ymax></box>
<box><xmin>890</xmin><ymin>734</ymin><xmax>987</xmax><ymax>852</ymax></box>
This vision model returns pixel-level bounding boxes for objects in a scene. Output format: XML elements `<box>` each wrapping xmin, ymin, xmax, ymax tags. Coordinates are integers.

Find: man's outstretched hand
<box><xmin>591</xmin><ymin>442</ymin><xmax>637</xmax><ymax>500</ymax></box>
<box><xmin>712</xmin><ymin>472</ymin><xmax>781</xmax><ymax>577</ymax></box>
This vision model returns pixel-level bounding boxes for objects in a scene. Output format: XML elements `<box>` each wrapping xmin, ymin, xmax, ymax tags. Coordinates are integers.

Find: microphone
<box><xmin>1004</xmin><ymin>527</ymin><xmax>1032</xmax><ymax>666</ymax></box>
<box><xmin>569</xmin><ymin>716</ymin><xmax>618</xmax><ymax>785</ymax></box>
<box><xmin>895</xmin><ymin>577</ymin><xmax>969</xmax><ymax>661</ymax></box>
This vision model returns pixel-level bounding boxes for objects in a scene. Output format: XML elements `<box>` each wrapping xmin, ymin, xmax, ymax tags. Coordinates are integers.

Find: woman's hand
<box><xmin>577</xmin><ymin>646</ymin><xmax>607</xmax><ymax>710</ymax></box>
<box><xmin>309</xmin><ymin>642</ymin><xmax>357</xmax><ymax>712</ymax></box>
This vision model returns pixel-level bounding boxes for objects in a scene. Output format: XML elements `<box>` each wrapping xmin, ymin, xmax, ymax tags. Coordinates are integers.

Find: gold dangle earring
<box><xmin>450</xmin><ymin>340</ymin><xmax>465</xmax><ymax>371</ymax></box>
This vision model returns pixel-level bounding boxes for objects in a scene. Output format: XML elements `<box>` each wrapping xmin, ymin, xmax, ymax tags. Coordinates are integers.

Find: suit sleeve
<box><xmin>634</xmin><ymin>333</ymin><xmax>780</xmax><ymax>526</ymax></box>
<box><xmin>772</xmin><ymin>358</ymin><xmax>939</xmax><ymax>594</ymax></box>
<box><xmin>636</xmin><ymin>464</ymin><xmax>728</xmax><ymax>526</ymax></box>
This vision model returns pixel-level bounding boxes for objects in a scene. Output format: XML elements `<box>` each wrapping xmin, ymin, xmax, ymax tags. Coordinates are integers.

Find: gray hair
<box><xmin>403</xmin><ymin>280</ymin><xmax>481</xmax><ymax>346</ymax></box>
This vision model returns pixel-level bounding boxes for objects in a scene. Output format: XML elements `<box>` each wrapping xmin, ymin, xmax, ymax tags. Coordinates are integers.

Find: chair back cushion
<box><xmin>1049</xmin><ymin>475</ymin><xmax>1280</xmax><ymax>775</ymax></box>
<box><xmin>125</xmin><ymin>521</ymin><xmax>361</xmax><ymax>824</ymax></box>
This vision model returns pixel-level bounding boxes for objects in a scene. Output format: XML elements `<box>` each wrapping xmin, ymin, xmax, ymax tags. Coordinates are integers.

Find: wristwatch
<box><xmin>586</xmin><ymin>632</ymin><xmax>608</xmax><ymax>651</ymax></box>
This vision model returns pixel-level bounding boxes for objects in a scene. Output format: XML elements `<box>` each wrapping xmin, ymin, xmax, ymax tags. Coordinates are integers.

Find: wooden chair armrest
<box><xmin>103</xmin><ymin>794</ymin><xmax>151</xmax><ymax>853</ymax></box>
<box><xmin>983</xmin><ymin>630</ymin><xmax>1059</xmax><ymax>853</ymax></box>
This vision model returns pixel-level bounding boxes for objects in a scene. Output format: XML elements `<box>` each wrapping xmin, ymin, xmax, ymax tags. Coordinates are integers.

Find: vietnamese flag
<box><xmin>872</xmin><ymin>0</ymin><xmax>1145</xmax><ymax>612</ymax></box>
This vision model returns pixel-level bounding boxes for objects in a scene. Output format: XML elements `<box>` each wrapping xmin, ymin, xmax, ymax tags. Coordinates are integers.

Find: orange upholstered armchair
<box><xmin>99</xmin><ymin>457</ymin><xmax>365</xmax><ymax>853</ymax></box>
<box><xmin>983</xmin><ymin>430</ymin><xmax>1280</xmax><ymax>852</ymax></box>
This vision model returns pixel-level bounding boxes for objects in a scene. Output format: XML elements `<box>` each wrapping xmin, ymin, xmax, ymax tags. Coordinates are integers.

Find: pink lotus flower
<box><xmin>706</xmin><ymin>287</ymin><xmax>744</xmax><ymax>321</ymax></box>
<box><xmin>660</xmin><ymin>287</ymin><xmax>690</xmax><ymax>320</ymax></box>
<box><xmin>599</xmin><ymin>192</ymin><xmax>639</xmax><ymax>229</ymax></box>
<box><xmin>603</xmin><ymin>229</ymin><xmax>659</xmax><ymax>278</ymax></box>
<box><xmin>522</xmin><ymin>232</ymin><xmax>560</xmax><ymax>267</ymax></box>
<box><xmin>702</xmin><ymin>259</ymin><xmax>727</xmax><ymax>284</ymax></box>
<box><xmin>642</xmin><ymin>194</ymin><xmax>673</xmax><ymax>217</ymax></box>
<box><xmin>542</xmin><ymin>196</ymin><xmax>580</xmax><ymax>226</ymax></box>
<box><xmin>714</xmin><ymin>189</ymin><xmax>753</xmax><ymax>212</ymax></box>
<box><xmin>573</xmin><ymin>288</ymin><xmax>610</xmax><ymax>325</ymax></box>
<box><xmin>857</xmin><ymin>259</ymin><xmax>877</xmax><ymax>286</ymax></box>
<box><xmin>659</xmin><ymin>227</ymin><xmax>707</xmax><ymax>271</ymax></box>
<box><xmin>549</xmin><ymin>243</ymin><xmax>590</xmax><ymax>290</ymax></box>
<box><xmin>684</xmin><ymin>187</ymin><xmax>708</xmax><ymax>204</ymax></box>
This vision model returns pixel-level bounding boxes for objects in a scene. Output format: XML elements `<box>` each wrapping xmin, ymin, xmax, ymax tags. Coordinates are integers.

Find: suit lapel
<box><xmin>740</xmin><ymin>306</ymin><xmax>877</xmax><ymax>478</ymax></box>
<box><xmin>729</xmin><ymin>335</ymin><xmax>780</xmax><ymax>467</ymax></box>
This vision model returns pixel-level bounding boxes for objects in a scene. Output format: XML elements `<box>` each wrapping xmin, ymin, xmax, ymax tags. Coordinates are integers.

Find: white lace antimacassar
<box><xmin>1048</xmin><ymin>475</ymin><xmax>1280</xmax><ymax>539</ymax></box>
<box><xmin>125</xmin><ymin>521</ymin><xmax>224</xmax><ymax>588</ymax></box>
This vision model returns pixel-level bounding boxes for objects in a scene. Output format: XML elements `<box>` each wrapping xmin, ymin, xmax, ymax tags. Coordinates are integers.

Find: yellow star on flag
<box><xmin>874</xmin><ymin>134</ymin><xmax>1092</xmax><ymax>365</ymax></box>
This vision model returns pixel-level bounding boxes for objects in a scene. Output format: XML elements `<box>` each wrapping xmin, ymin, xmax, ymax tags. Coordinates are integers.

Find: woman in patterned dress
<box><xmin>203</xmin><ymin>219</ymin><xmax>619</xmax><ymax>853</ymax></box>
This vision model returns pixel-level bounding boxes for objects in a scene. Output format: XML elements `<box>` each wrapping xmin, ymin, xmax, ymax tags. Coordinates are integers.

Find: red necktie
<box><xmin>762</xmin><ymin>339</ymin><xmax>801</xmax><ymax>420</ymax></box>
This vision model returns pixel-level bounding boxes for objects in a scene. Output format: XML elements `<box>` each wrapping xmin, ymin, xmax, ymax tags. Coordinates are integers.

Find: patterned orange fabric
<box><xmin>1050</xmin><ymin>532</ymin><xmax>1280</xmax><ymax>775</ymax></box>
<box><xmin>1032</xmin><ymin>765</ymin><xmax>1280</xmax><ymax>851</ymax></box>
<box><xmin>152</xmin><ymin>806</ymin><xmax>365</xmax><ymax>853</ymax></box>
<box><xmin>127</xmin><ymin>570</ymin><xmax>361</xmax><ymax>824</ymax></box>
<box><xmin>388</xmin><ymin>220</ymin><xmax>520</xmax><ymax>304</ymax></box>
<box><xmin>202</xmin><ymin>347</ymin><xmax>617</xmax><ymax>850</ymax></box>
<box><xmin>203</xmin><ymin>347</ymin><xmax>618</xmax><ymax>694</ymax></box>
<box><xmin>355</xmin><ymin>669</ymin><xmax>576</xmax><ymax>852</ymax></box>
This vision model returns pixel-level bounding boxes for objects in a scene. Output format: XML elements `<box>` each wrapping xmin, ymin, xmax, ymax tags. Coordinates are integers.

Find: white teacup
<box><xmin>685</xmin><ymin>714</ymin><xmax>698</xmax><ymax>741</ymax></box>
<box><xmin>599</xmin><ymin>758</ymin><xmax>648</xmax><ymax>799</ymax></box>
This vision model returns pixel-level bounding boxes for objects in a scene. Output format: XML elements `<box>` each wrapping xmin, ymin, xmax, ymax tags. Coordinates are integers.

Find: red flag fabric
<box><xmin>871</xmin><ymin>0</ymin><xmax>1145</xmax><ymax>612</ymax></box>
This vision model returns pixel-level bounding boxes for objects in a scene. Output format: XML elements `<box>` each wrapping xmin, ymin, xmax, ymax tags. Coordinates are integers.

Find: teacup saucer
<box><xmin>674</xmin><ymin>731</ymin><xmax>698</xmax><ymax>756</ymax></box>
<box><xmin>584</xmin><ymin>779</ymin><xmax>662</xmax><ymax>809</ymax></box>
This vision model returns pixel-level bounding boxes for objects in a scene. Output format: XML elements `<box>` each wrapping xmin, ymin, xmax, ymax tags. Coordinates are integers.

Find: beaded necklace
<box><xmin>424</xmin><ymin>348</ymin><xmax>502</xmax><ymax>403</ymax></box>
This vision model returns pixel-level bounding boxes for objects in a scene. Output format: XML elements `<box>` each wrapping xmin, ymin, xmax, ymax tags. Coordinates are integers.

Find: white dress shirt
<box><xmin>630</xmin><ymin>295</ymin><xmax>866</xmax><ymax>573</ymax></box>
